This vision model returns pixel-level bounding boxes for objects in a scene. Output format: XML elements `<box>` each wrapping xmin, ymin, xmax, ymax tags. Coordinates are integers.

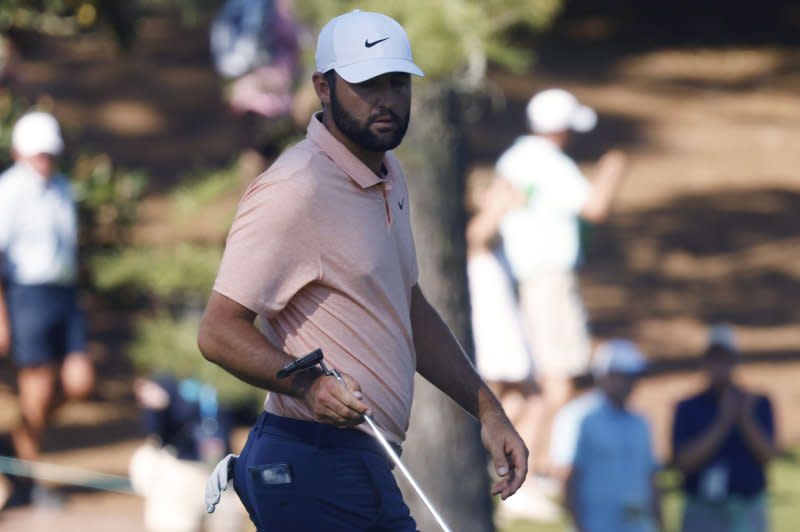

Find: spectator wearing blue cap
<box><xmin>553</xmin><ymin>339</ymin><xmax>662</xmax><ymax>532</ymax></box>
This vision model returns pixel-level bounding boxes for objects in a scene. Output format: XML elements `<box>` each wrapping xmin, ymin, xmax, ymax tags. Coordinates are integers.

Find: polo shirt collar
<box><xmin>307</xmin><ymin>114</ymin><xmax>387</xmax><ymax>189</ymax></box>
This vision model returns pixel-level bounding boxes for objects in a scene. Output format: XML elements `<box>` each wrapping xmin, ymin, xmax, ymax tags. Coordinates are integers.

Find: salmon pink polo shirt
<box><xmin>213</xmin><ymin>114</ymin><xmax>419</xmax><ymax>444</ymax></box>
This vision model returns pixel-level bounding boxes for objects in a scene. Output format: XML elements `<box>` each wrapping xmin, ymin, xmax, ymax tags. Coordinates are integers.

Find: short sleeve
<box><xmin>572</xmin><ymin>417</ymin><xmax>591</xmax><ymax>471</ymax></box>
<box><xmin>0</xmin><ymin>179</ymin><xmax>14</xmax><ymax>252</ymax></box>
<box><xmin>213</xmin><ymin>176</ymin><xmax>320</xmax><ymax>317</ymax></box>
<box><xmin>550</xmin><ymin>405</ymin><xmax>581</xmax><ymax>467</ymax></box>
<box><xmin>495</xmin><ymin>143</ymin><xmax>527</xmax><ymax>187</ymax></box>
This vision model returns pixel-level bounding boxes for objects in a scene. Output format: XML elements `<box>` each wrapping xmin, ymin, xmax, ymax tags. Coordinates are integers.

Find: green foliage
<box><xmin>90</xmin><ymin>162</ymin><xmax>259</xmax><ymax>407</ymax></box>
<box><xmin>129</xmin><ymin>311</ymin><xmax>263</xmax><ymax>407</ymax></box>
<box><xmin>0</xmin><ymin>86</ymin><xmax>28</xmax><ymax>168</ymax></box>
<box><xmin>170</xmin><ymin>162</ymin><xmax>243</xmax><ymax>220</ymax></box>
<box><xmin>72</xmin><ymin>154</ymin><xmax>149</xmax><ymax>248</ymax></box>
<box><xmin>296</xmin><ymin>0</ymin><xmax>564</xmax><ymax>81</ymax></box>
<box><xmin>91</xmin><ymin>244</ymin><xmax>221</xmax><ymax>301</ymax></box>
<box><xmin>0</xmin><ymin>0</ymin><xmax>100</xmax><ymax>35</ymax></box>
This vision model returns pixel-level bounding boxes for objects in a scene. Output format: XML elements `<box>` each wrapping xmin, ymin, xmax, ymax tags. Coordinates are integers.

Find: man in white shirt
<box><xmin>0</xmin><ymin>111</ymin><xmax>95</xmax><ymax>504</ymax></box>
<box><xmin>495</xmin><ymin>88</ymin><xmax>628</xmax><ymax>473</ymax></box>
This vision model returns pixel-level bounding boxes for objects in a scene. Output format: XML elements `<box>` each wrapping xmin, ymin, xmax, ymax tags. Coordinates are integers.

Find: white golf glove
<box><xmin>205</xmin><ymin>453</ymin><xmax>238</xmax><ymax>514</ymax></box>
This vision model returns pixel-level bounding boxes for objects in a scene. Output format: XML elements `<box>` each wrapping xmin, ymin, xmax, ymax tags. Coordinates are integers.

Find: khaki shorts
<box><xmin>519</xmin><ymin>271</ymin><xmax>590</xmax><ymax>377</ymax></box>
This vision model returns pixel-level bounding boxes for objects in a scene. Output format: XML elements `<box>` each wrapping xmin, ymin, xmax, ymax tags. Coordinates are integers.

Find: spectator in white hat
<box><xmin>671</xmin><ymin>324</ymin><xmax>777</xmax><ymax>532</ymax></box>
<box><xmin>0</xmin><ymin>110</ymin><xmax>95</xmax><ymax>505</ymax></box>
<box><xmin>551</xmin><ymin>339</ymin><xmax>662</xmax><ymax>532</ymax></box>
<box><xmin>493</xmin><ymin>88</ymin><xmax>629</xmax><ymax>475</ymax></box>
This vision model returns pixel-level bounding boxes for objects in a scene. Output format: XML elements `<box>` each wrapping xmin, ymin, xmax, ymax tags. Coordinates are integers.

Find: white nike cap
<box><xmin>527</xmin><ymin>88</ymin><xmax>597</xmax><ymax>134</ymax></box>
<box><xmin>592</xmin><ymin>339</ymin><xmax>646</xmax><ymax>377</ymax></box>
<box><xmin>315</xmin><ymin>10</ymin><xmax>424</xmax><ymax>83</ymax></box>
<box><xmin>12</xmin><ymin>111</ymin><xmax>64</xmax><ymax>157</ymax></box>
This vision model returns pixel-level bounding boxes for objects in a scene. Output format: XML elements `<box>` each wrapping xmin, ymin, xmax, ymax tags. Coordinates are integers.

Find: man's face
<box><xmin>17</xmin><ymin>152</ymin><xmax>57</xmax><ymax>178</ymax></box>
<box><xmin>599</xmin><ymin>372</ymin><xmax>637</xmax><ymax>407</ymax></box>
<box><xmin>328</xmin><ymin>71</ymin><xmax>411</xmax><ymax>152</ymax></box>
<box><xmin>707</xmin><ymin>355</ymin><xmax>734</xmax><ymax>389</ymax></box>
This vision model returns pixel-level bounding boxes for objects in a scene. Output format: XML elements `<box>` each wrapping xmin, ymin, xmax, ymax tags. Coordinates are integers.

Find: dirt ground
<box><xmin>1</xmin><ymin>11</ymin><xmax>799</xmax><ymax>531</ymax></box>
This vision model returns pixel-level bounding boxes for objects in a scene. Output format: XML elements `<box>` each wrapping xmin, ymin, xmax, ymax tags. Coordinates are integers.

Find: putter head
<box><xmin>276</xmin><ymin>349</ymin><xmax>324</xmax><ymax>379</ymax></box>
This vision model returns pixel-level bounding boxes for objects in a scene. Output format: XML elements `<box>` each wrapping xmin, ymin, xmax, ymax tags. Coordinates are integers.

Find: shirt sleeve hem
<box><xmin>212</xmin><ymin>283</ymin><xmax>266</xmax><ymax>316</ymax></box>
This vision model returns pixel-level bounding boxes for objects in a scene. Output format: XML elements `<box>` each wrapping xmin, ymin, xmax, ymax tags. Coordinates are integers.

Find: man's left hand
<box><xmin>481</xmin><ymin>410</ymin><xmax>528</xmax><ymax>500</ymax></box>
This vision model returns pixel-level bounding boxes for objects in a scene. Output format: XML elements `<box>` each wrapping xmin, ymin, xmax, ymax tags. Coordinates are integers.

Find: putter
<box><xmin>278</xmin><ymin>349</ymin><xmax>453</xmax><ymax>532</ymax></box>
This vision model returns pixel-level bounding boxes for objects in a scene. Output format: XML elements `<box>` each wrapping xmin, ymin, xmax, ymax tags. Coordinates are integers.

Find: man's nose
<box><xmin>370</xmin><ymin>79</ymin><xmax>404</xmax><ymax>107</ymax></box>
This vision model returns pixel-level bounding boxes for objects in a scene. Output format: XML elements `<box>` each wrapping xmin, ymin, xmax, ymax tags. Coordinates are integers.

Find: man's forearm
<box><xmin>739</xmin><ymin>416</ymin><xmax>777</xmax><ymax>464</ymax></box>
<box><xmin>410</xmin><ymin>285</ymin><xmax>501</xmax><ymax>421</ymax></box>
<box><xmin>673</xmin><ymin>421</ymin><xmax>731</xmax><ymax>473</ymax></box>
<box><xmin>197</xmin><ymin>293</ymin><xmax>321</xmax><ymax>398</ymax></box>
<box><xmin>582</xmin><ymin>150</ymin><xmax>626</xmax><ymax>222</ymax></box>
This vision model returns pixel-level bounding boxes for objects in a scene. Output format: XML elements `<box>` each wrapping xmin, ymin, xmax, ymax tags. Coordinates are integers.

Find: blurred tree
<box><xmin>296</xmin><ymin>2</ymin><xmax>563</xmax><ymax>531</ymax></box>
<box><xmin>0</xmin><ymin>0</ymin><xmax>136</xmax><ymax>48</ymax></box>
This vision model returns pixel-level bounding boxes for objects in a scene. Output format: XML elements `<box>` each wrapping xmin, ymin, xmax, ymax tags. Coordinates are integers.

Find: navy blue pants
<box><xmin>234</xmin><ymin>412</ymin><xmax>417</xmax><ymax>532</ymax></box>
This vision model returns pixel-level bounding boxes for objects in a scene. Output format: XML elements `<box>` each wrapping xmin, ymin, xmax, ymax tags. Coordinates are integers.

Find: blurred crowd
<box><xmin>0</xmin><ymin>0</ymin><xmax>304</xmax><ymax>528</ymax></box>
<box><xmin>467</xmin><ymin>86</ymin><xmax>779</xmax><ymax>532</ymax></box>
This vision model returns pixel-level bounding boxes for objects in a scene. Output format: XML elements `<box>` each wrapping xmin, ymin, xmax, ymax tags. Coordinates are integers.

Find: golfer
<box><xmin>198</xmin><ymin>9</ymin><xmax>527</xmax><ymax>531</ymax></box>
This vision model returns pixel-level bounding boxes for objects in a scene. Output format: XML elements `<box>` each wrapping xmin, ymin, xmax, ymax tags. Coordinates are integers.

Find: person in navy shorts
<box><xmin>0</xmin><ymin>111</ymin><xmax>95</xmax><ymax>504</ymax></box>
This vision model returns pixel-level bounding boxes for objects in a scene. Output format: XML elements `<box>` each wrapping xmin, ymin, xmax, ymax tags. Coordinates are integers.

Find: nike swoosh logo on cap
<box><xmin>365</xmin><ymin>37</ymin><xmax>389</xmax><ymax>48</ymax></box>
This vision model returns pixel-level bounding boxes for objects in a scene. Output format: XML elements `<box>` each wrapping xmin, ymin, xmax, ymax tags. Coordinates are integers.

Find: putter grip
<box><xmin>276</xmin><ymin>349</ymin><xmax>324</xmax><ymax>379</ymax></box>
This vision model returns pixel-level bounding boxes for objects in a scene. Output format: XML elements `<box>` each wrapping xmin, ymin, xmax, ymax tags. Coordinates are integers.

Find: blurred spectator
<box><xmin>0</xmin><ymin>111</ymin><xmax>95</xmax><ymax>505</ymax></box>
<box><xmin>134</xmin><ymin>375</ymin><xmax>234</xmax><ymax>464</ymax></box>
<box><xmin>210</xmin><ymin>0</ymin><xmax>302</xmax><ymax>174</ymax></box>
<box><xmin>131</xmin><ymin>375</ymin><xmax>242</xmax><ymax>532</ymax></box>
<box><xmin>671</xmin><ymin>324</ymin><xmax>778</xmax><ymax>532</ymax></box>
<box><xmin>465</xmin><ymin>170</ymin><xmax>558</xmax><ymax>522</ymax></box>
<box><xmin>555</xmin><ymin>339</ymin><xmax>661</xmax><ymax>532</ymax></box>
<box><xmin>494</xmin><ymin>88</ymin><xmax>628</xmax><ymax>474</ymax></box>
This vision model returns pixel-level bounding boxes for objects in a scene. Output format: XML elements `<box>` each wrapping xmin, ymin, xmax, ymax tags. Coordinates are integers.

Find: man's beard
<box><xmin>330</xmin><ymin>89</ymin><xmax>410</xmax><ymax>152</ymax></box>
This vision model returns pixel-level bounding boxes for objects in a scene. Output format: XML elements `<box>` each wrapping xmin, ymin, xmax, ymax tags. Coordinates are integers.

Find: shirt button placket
<box><xmin>382</xmin><ymin>181</ymin><xmax>393</xmax><ymax>226</ymax></box>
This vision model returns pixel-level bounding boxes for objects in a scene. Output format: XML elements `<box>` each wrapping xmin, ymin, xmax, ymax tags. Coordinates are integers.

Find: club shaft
<box><xmin>330</xmin><ymin>370</ymin><xmax>452</xmax><ymax>532</ymax></box>
<box><xmin>362</xmin><ymin>414</ymin><xmax>452</xmax><ymax>532</ymax></box>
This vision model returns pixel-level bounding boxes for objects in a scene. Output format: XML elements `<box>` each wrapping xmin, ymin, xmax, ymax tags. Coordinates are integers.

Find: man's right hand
<box><xmin>304</xmin><ymin>372</ymin><xmax>371</xmax><ymax>427</ymax></box>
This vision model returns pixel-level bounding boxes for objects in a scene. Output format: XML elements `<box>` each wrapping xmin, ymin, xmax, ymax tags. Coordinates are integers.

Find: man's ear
<box><xmin>312</xmin><ymin>72</ymin><xmax>331</xmax><ymax>108</ymax></box>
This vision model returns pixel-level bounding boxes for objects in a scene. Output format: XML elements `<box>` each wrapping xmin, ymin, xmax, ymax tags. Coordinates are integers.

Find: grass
<box><xmin>500</xmin><ymin>455</ymin><xmax>800</xmax><ymax>532</ymax></box>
